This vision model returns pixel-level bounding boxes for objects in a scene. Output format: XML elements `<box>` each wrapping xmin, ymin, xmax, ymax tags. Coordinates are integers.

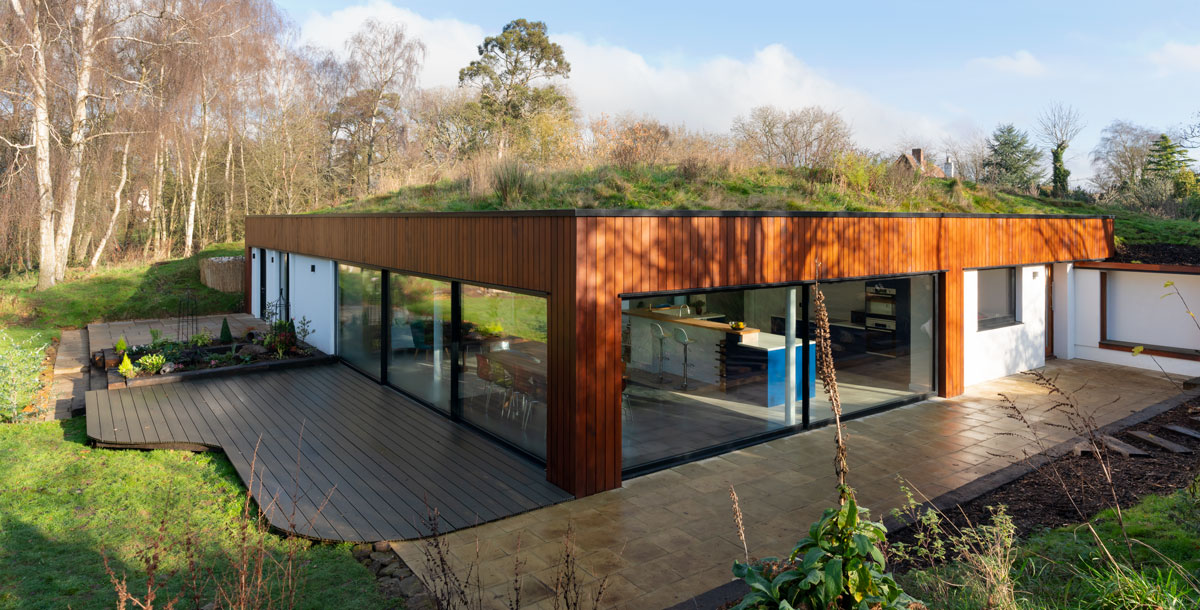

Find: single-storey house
<box><xmin>242</xmin><ymin>210</ymin><xmax>1200</xmax><ymax>497</ymax></box>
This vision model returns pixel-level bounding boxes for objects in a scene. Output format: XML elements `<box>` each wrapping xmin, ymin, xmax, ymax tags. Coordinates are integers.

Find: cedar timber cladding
<box><xmin>245</xmin><ymin>212</ymin><xmax>1114</xmax><ymax>497</ymax></box>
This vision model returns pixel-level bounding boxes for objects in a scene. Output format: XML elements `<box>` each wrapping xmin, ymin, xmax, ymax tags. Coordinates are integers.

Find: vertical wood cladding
<box><xmin>246</xmin><ymin>212</ymin><xmax>1113</xmax><ymax>496</ymax></box>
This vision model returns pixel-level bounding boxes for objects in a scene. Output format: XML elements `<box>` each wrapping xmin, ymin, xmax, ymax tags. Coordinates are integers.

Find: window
<box><xmin>387</xmin><ymin>274</ymin><xmax>452</xmax><ymax>411</ymax></box>
<box><xmin>977</xmin><ymin>267</ymin><xmax>1018</xmax><ymax>330</ymax></box>
<box><xmin>337</xmin><ymin>264</ymin><xmax>383</xmax><ymax>377</ymax></box>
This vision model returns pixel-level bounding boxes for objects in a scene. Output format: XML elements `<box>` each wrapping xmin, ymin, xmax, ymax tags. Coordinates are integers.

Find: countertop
<box><xmin>624</xmin><ymin>308</ymin><xmax>760</xmax><ymax>336</ymax></box>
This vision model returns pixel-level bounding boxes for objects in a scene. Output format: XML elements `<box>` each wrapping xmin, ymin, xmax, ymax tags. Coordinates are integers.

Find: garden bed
<box><xmin>100</xmin><ymin>318</ymin><xmax>327</xmax><ymax>389</ymax></box>
<box><xmin>115</xmin><ymin>351</ymin><xmax>335</xmax><ymax>388</ymax></box>
<box><xmin>891</xmin><ymin>395</ymin><xmax>1200</xmax><ymax>547</ymax></box>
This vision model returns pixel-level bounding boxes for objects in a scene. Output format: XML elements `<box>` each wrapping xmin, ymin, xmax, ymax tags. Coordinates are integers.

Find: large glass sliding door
<box><xmin>806</xmin><ymin>275</ymin><xmax>935</xmax><ymax>422</ymax></box>
<box><xmin>619</xmin><ymin>274</ymin><xmax>936</xmax><ymax>471</ymax></box>
<box><xmin>387</xmin><ymin>274</ymin><xmax>452</xmax><ymax>411</ymax></box>
<box><xmin>337</xmin><ymin>264</ymin><xmax>383</xmax><ymax>378</ymax></box>
<box><xmin>458</xmin><ymin>286</ymin><xmax>548</xmax><ymax>460</ymax></box>
<box><xmin>334</xmin><ymin>265</ymin><xmax>550</xmax><ymax>462</ymax></box>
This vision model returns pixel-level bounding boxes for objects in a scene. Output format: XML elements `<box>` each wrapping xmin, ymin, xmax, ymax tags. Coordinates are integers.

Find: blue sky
<box><xmin>280</xmin><ymin>0</ymin><xmax>1200</xmax><ymax>185</ymax></box>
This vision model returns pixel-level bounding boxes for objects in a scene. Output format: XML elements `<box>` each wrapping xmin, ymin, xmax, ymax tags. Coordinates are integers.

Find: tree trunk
<box><xmin>184</xmin><ymin>81</ymin><xmax>210</xmax><ymax>257</ymax></box>
<box><xmin>91</xmin><ymin>136</ymin><xmax>131</xmax><ymax>269</ymax></box>
<box><xmin>51</xmin><ymin>0</ymin><xmax>102</xmax><ymax>282</ymax></box>
<box><xmin>223</xmin><ymin>134</ymin><xmax>233</xmax><ymax>241</ymax></box>
<box><xmin>12</xmin><ymin>0</ymin><xmax>59</xmax><ymax>290</ymax></box>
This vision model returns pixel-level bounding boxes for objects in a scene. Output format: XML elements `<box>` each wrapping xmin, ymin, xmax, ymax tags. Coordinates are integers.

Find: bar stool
<box><xmin>673</xmin><ymin>327</ymin><xmax>695</xmax><ymax>390</ymax></box>
<box><xmin>651</xmin><ymin>323</ymin><xmax>669</xmax><ymax>384</ymax></box>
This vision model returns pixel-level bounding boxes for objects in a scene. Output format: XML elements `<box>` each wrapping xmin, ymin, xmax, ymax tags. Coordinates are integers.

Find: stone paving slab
<box><xmin>391</xmin><ymin>359</ymin><xmax>1190</xmax><ymax>609</ymax></box>
<box><xmin>51</xmin><ymin>329</ymin><xmax>89</xmax><ymax>419</ymax></box>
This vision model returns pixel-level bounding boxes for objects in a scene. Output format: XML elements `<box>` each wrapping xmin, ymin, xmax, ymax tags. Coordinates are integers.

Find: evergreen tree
<box><xmin>983</xmin><ymin>124</ymin><xmax>1043</xmax><ymax>190</ymax></box>
<box><xmin>459</xmin><ymin>19</ymin><xmax>572</xmax><ymax>159</ymax></box>
<box><xmin>1144</xmin><ymin>134</ymin><xmax>1191</xmax><ymax>176</ymax></box>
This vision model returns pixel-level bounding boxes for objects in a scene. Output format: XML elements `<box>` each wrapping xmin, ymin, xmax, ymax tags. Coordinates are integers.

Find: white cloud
<box><xmin>298</xmin><ymin>1</ymin><xmax>950</xmax><ymax>152</ymax></box>
<box><xmin>1148</xmin><ymin>41</ymin><xmax>1200</xmax><ymax>75</ymax></box>
<box><xmin>968</xmin><ymin>50</ymin><xmax>1047</xmax><ymax>77</ymax></box>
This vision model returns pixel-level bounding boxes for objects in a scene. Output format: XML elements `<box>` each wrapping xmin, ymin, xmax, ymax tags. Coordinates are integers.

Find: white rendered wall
<box><xmin>263</xmin><ymin>249</ymin><xmax>280</xmax><ymax>314</ymax></box>
<box><xmin>964</xmin><ymin>265</ymin><xmax>1047</xmax><ymax>387</ymax></box>
<box><xmin>287</xmin><ymin>254</ymin><xmax>337</xmax><ymax>355</ymax></box>
<box><xmin>250</xmin><ymin>248</ymin><xmax>262</xmax><ymax>317</ymax></box>
<box><xmin>1073</xmin><ymin>269</ymin><xmax>1200</xmax><ymax>376</ymax></box>
<box><xmin>1052</xmin><ymin>263</ymin><xmax>1076</xmax><ymax>359</ymax></box>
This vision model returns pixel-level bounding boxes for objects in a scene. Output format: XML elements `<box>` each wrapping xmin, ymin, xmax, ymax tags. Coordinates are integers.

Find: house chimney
<box><xmin>942</xmin><ymin>156</ymin><xmax>955</xmax><ymax>178</ymax></box>
<box><xmin>911</xmin><ymin>148</ymin><xmax>924</xmax><ymax>168</ymax></box>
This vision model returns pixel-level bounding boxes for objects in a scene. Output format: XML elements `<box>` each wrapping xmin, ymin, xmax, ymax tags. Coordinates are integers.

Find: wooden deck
<box><xmin>85</xmin><ymin>364</ymin><xmax>571</xmax><ymax>542</ymax></box>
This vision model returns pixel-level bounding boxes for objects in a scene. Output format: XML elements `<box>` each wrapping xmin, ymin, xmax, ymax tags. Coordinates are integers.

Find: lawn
<box><xmin>898</xmin><ymin>481</ymin><xmax>1200</xmax><ymax>609</ymax></box>
<box><xmin>0</xmin><ymin>418</ymin><xmax>384</xmax><ymax>610</ymax></box>
<box><xmin>0</xmin><ymin>243</ymin><xmax>245</xmax><ymax>420</ymax></box>
<box><xmin>0</xmin><ymin>245</ymin><xmax>385</xmax><ymax>608</ymax></box>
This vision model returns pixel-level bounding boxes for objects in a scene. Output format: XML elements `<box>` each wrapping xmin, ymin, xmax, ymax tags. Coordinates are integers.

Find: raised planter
<box><xmin>111</xmin><ymin>350</ymin><xmax>335</xmax><ymax>389</ymax></box>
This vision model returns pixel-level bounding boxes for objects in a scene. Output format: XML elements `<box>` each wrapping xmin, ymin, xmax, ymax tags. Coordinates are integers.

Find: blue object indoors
<box><xmin>766</xmin><ymin>342</ymin><xmax>816</xmax><ymax>406</ymax></box>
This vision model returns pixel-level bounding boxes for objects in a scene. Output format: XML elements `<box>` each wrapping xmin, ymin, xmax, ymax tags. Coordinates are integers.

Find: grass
<box><xmin>898</xmin><ymin>482</ymin><xmax>1200</xmax><ymax>609</ymax></box>
<box><xmin>311</xmin><ymin>164</ymin><xmax>1200</xmax><ymax>248</ymax></box>
<box><xmin>0</xmin><ymin>417</ymin><xmax>384</xmax><ymax>610</ymax></box>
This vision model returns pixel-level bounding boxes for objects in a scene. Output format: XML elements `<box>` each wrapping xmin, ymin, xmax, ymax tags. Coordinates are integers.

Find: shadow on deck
<box><xmin>85</xmin><ymin>364</ymin><xmax>571</xmax><ymax>542</ymax></box>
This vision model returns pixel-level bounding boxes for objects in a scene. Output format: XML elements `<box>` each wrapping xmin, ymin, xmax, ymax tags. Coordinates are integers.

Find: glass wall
<box><xmin>387</xmin><ymin>274</ymin><xmax>453</xmax><ymax>411</ymax></box>
<box><xmin>458</xmin><ymin>285</ymin><xmax>548</xmax><ymax>460</ymax></box>
<box><xmin>806</xmin><ymin>276</ymin><xmax>935</xmax><ymax>422</ymax></box>
<box><xmin>337</xmin><ymin>264</ymin><xmax>383</xmax><ymax>378</ymax></box>
<box><xmin>620</xmin><ymin>275</ymin><xmax>936</xmax><ymax>470</ymax></box>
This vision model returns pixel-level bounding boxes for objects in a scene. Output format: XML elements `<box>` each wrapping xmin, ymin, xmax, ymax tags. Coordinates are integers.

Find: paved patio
<box><xmin>389</xmin><ymin>359</ymin><xmax>1190</xmax><ymax>609</ymax></box>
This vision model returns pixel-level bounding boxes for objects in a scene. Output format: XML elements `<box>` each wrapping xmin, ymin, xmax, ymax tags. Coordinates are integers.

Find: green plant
<box><xmin>219</xmin><ymin>317</ymin><xmax>233</xmax><ymax>344</ymax></box>
<box><xmin>732</xmin><ymin>490</ymin><xmax>915</xmax><ymax>610</ymax></box>
<box><xmin>189</xmin><ymin>329</ymin><xmax>213</xmax><ymax>347</ymax></box>
<box><xmin>149</xmin><ymin>328</ymin><xmax>162</xmax><ymax>344</ymax></box>
<box><xmin>114</xmin><ymin>335</ymin><xmax>128</xmax><ymax>353</ymax></box>
<box><xmin>492</xmin><ymin>160</ymin><xmax>533</xmax><ymax>205</ymax></box>
<box><xmin>1081</xmin><ymin>562</ymin><xmax>1199</xmax><ymax>610</ymax></box>
<box><xmin>136</xmin><ymin>353</ymin><xmax>166</xmax><ymax>375</ymax></box>
<box><xmin>118</xmin><ymin>353</ymin><xmax>136</xmax><ymax>378</ymax></box>
<box><xmin>477</xmin><ymin>322</ymin><xmax>504</xmax><ymax>337</ymax></box>
<box><xmin>0</xmin><ymin>330</ymin><xmax>47</xmax><ymax>422</ymax></box>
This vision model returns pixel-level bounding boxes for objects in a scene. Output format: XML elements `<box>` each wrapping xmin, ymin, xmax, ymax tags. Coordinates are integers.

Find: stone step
<box><xmin>1074</xmin><ymin>435</ymin><xmax>1150</xmax><ymax>458</ymax></box>
<box><xmin>1162</xmin><ymin>424</ymin><xmax>1200</xmax><ymax>441</ymax></box>
<box><xmin>1127</xmin><ymin>430</ymin><xmax>1192</xmax><ymax>454</ymax></box>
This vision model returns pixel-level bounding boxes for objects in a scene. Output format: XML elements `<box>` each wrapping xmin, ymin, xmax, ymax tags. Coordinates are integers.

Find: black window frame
<box><xmin>976</xmin><ymin>266</ymin><xmax>1019</xmax><ymax>331</ymax></box>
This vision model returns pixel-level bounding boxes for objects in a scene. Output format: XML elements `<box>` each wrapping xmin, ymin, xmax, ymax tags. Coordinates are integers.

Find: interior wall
<box><xmin>964</xmin><ymin>265</ymin><xmax>1047</xmax><ymax>386</ymax></box>
<box><xmin>288</xmin><ymin>254</ymin><xmax>337</xmax><ymax>355</ymax></box>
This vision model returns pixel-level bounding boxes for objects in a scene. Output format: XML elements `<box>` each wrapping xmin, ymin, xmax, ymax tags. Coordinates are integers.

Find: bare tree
<box><xmin>941</xmin><ymin>130</ymin><xmax>990</xmax><ymax>183</ymax></box>
<box><xmin>732</xmin><ymin>105</ymin><xmax>852</xmax><ymax>169</ymax></box>
<box><xmin>1091</xmin><ymin>120</ymin><xmax>1157</xmax><ymax>192</ymax></box>
<box><xmin>1037</xmin><ymin>103</ymin><xmax>1084</xmax><ymax>197</ymax></box>
<box><xmin>346</xmin><ymin>19</ymin><xmax>425</xmax><ymax>193</ymax></box>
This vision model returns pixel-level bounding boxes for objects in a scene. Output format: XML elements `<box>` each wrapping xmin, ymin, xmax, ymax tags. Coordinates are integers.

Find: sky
<box><xmin>279</xmin><ymin>0</ymin><xmax>1200</xmax><ymax>185</ymax></box>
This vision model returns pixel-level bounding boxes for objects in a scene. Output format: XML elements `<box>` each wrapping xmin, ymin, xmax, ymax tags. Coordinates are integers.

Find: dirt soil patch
<box><xmin>894</xmin><ymin>398</ymin><xmax>1200</xmax><ymax>544</ymax></box>
<box><xmin>1112</xmin><ymin>242</ymin><xmax>1200</xmax><ymax>267</ymax></box>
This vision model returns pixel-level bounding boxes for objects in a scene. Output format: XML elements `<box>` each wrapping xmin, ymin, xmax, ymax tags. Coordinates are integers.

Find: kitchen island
<box><xmin>624</xmin><ymin>307</ymin><xmax>813</xmax><ymax>406</ymax></box>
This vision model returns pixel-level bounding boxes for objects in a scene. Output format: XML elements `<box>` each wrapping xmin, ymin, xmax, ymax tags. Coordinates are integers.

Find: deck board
<box><xmin>84</xmin><ymin>364</ymin><xmax>571</xmax><ymax>542</ymax></box>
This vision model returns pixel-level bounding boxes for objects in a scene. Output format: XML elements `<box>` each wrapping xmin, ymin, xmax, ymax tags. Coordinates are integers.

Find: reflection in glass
<box><xmin>388</xmin><ymin>274</ymin><xmax>452</xmax><ymax>411</ymax></box>
<box><xmin>620</xmin><ymin>276</ymin><xmax>936</xmax><ymax>470</ymax></box>
<box><xmin>457</xmin><ymin>285</ymin><xmax>548</xmax><ymax>459</ymax></box>
<box><xmin>806</xmin><ymin>276</ymin><xmax>935</xmax><ymax>421</ymax></box>
<box><xmin>337</xmin><ymin>264</ymin><xmax>383</xmax><ymax>377</ymax></box>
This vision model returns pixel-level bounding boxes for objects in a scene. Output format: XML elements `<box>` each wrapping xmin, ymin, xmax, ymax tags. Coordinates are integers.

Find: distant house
<box><xmin>895</xmin><ymin>148</ymin><xmax>950</xmax><ymax>178</ymax></box>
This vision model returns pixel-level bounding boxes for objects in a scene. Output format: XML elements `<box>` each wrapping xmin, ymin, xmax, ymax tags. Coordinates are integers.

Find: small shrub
<box><xmin>219</xmin><ymin>317</ymin><xmax>233</xmax><ymax>344</ymax></box>
<box><xmin>732</xmin><ymin>490</ymin><xmax>917</xmax><ymax>610</ymax></box>
<box><xmin>149</xmin><ymin>328</ymin><xmax>163</xmax><ymax>346</ymax></box>
<box><xmin>118</xmin><ymin>353</ymin><xmax>137</xmax><ymax>379</ymax></box>
<box><xmin>189</xmin><ymin>329</ymin><xmax>213</xmax><ymax>347</ymax></box>
<box><xmin>0</xmin><ymin>331</ymin><xmax>47</xmax><ymax>422</ymax></box>
<box><xmin>114</xmin><ymin>335</ymin><xmax>128</xmax><ymax>353</ymax></box>
<box><xmin>136</xmin><ymin>353</ymin><xmax>166</xmax><ymax>375</ymax></box>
